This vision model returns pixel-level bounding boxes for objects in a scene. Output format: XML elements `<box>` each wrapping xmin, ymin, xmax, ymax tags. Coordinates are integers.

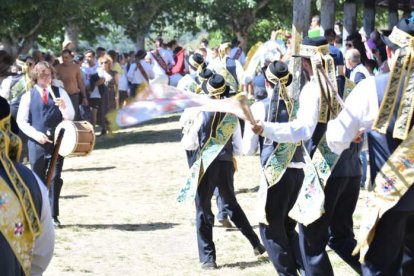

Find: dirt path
<box><xmin>44</xmin><ymin>114</ymin><xmax>355</xmax><ymax>275</ymax></box>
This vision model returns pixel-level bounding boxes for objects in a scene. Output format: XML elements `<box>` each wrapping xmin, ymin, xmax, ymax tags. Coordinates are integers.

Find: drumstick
<box><xmin>46</xmin><ymin>128</ymin><xmax>65</xmax><ymax>190</ymax></box>
<box><xmin>234</xmin><ymin>93</ymin><xmax>256</xmax><ymax>125</ymax></box>
<box><xmin>49</xmin><ymin>88</ymin><xmax>57</xmax><ymax>100</ymax></box>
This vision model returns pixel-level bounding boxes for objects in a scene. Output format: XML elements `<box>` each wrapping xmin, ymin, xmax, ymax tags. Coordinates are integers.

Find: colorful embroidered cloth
<box><xmin>354</xmin><ymin>126</ymin><xmax>414</xmax><ymax>262</ymax></box>
<box><xmin>110</xmin><ymin>84</ymin><xmax>248</xmax><ymax>129</ymax></box>
<box><xmin>177</xmin><ymin>114</ymin><xmax>238</xmax><ymax>202</ymax></box>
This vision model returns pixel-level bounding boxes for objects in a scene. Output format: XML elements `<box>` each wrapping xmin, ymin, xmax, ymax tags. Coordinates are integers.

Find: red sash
<box><xmin>234</xmin><ymin>47</ymin><xmax>242</xmax><ymax>60</ymax></box>
<box><xmin>151</xmin><ymin>50</ymin><xmax>171</xmax><ymax>75</ymax></box>
<box><xmin>171</xmin><ymin>48</ymin><xmax>186</xmax><ymax>75</ymax></box>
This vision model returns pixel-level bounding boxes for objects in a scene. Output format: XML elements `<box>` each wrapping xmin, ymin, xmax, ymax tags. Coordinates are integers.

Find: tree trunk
<box><xmin>343</xmin><ymin>0</ymin><xmax>357</xmax><ymax>43</ymax></box>
<box><xmin>363</xmin><ymin>0</ymin><xmax>376</xmax><ymax>38</ymax></box>
<box><xmin>320</xmin><ymin>0</ymin><xmax>336</xmax><ymax>31</ymax></box>
<box><xmin>1</xmin><ymin>36</ymin><xmax>35</xmax><ymax>60</ymax></box>
<box><xmin>64</xmin><ymin>21</ymin><xmax>80</xmax><ymax>49</ymax></box>
<box><xmin>135</xmin><ymin>34</ymin><xmax>146</xmax><ymax>51</ymax></box>
<box><xmin>388</xmin><ymin>0</ymin><xmax>399</xmax><ymax>29</ymax></box>
<box><xmin>291</xmin><ymin>0</ymin><xmax>312</xmax><ymax>100</ymax></box>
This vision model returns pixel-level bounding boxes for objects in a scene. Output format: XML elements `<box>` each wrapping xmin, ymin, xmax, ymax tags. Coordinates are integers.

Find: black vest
<box><xmin>259</xmin><ymin>97</ymin><xmax>304</xmax><ymax>167</ymax></box>
<box><xmin>0</xmin><ymin>163</ymin><xmax>42</xmax><ymax>276</ymax></box>
<box><xmin>198</xmin><ymin>112</ymin><xmax>234</xmax><ymax>162</ymax></box>
<box><xmin>28</xmin><ymin>86</ymin><xmax>62</xmax><ymax>149</ymax></box>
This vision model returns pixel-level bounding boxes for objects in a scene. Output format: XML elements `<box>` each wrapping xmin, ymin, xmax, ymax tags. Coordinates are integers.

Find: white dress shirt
<box><xmin>243</xmin><ymin>98</ymin><xmax>268</xmax><ymax>155</ymax></box>
<box><xmin>148</xmin><ymin>48</ymin><xmax>175</xmax><ymax>77</ymax></box>
<box><xmin>31</xmin><ymin>174</ymin><xmax>55</xmax><ymax>276</ymax></box>
<box><xmin>326</xmin><ymin>75</ymin><xmax>382</xmax><ymax>155</ymax></box>
<box><xmin>127</xmin><ymin>61</ymin><xmax>155</xmax><ymax>84</ymax></box>
<box><xmin>180</xmin><ymin>109</ymin><xmax>243</xmax><ymax>156</ymax></box>
<box><xmin>261</xmin><ymin>79</ymin><xmax>320</xmax><ymax>143</ymax></box>
<box><xmin>17</xmin><ymin>84</ymin><xmax>75</xmax><ymax>142</ymax></box>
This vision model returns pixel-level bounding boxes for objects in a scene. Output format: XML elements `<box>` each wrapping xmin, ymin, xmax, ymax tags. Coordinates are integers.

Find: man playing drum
<box><xmin>17</xmin><ymin>61</ymin><xmax>75</xmax><ymax>227</ymax></box>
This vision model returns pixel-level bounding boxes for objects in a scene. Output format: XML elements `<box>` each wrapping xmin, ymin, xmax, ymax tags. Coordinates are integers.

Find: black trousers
<box><xmin>362</xmin><ymin>186</ymin><xmax>414</xmax><ymax>275</ymax></box>
<box><xmin>299</xmin><ymin>175</ymin><xmax>362</xmax><ymax>276</ymax></box>
<box><xmin>259</xmin><ymin>168</ymin><xmax>304</xmax><ymax>276</ymax></box>
<box><xmin>195</xmin><ymin>159</ymin><xmax>261</xmax><ymax>263</ymax></box>
<box><xmin>28</xmin><ymin>140</ymin><xmax>64</xmax><ymax>217</ymax></box>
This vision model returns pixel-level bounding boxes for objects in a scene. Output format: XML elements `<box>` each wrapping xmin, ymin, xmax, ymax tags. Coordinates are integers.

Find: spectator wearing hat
<box><xmin>127</xmin><ymin>50</ymin><xmax>155</xmax><ymax>98</ymax></box>
<box><xmin>0</xmin><ymin>94</ymin><xmax>55</xmax><ymax>276</ymax></box>
<box><xmin>326</xmin><ymin>18</ymin><xmax>414</xmax><ymax>275</ymax></box>
<box><xmin>243</xmin><ymin>60</ymin><xmax>305</xmax><ymax>274</ymax></box>
<box><xmin>180</xmin><ymin>73</ymin><xmax>266</xmax><ymax>269</ymax></box>
<box><xmin>17</xmin><ymin>61</ymin><xmax>75</xmax><ymax>227</ymax></box>
<box><xmin>251</xmin><ymin>36</ymin><xmax>362</xmax><ymax>275</ymax></box>
<box><xmin>177</xmin><ymin>53</ymin><xmax>205</xmax><ymax>93</ymax></box>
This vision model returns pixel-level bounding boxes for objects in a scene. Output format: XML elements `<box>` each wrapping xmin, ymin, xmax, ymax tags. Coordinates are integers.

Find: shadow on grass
<box><xmin>62</xmin><ymin>166</ymin><xmax>116</xmax><ymax>172</ymax></box>
<box><xmin>60</xmin><ymin>222</ymin><xmax>178</xmax><ymax>231</ymax></box>
<box><xmin>95</xmin><ymin>128</ymin><xmax>182</xmax><ymax>150</ymax></box>
<box><xmin>220</xmin><ymin>258</ymin><xmax>270</xmax><ymax>269</ymax></box>
<box><xmin>61</xmin><ymin>194</ymin><xmax>89</xmax><ymax>200</ymax></box>
<box><xmin>235</xmin><ymin>186</ymin><xmax>259</xmax><ymax>195</ymax></box>
<box><xmin>224</xmin><ymin>224</ymin><xmax>259</xmax><ymax>232</ymax></box>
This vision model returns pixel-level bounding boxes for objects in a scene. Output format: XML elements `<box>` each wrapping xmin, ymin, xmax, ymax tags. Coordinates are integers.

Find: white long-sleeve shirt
<box><xmin>180</xmin><ymin>109</ymin><xmax>243</xmax><ymax>156</ymax></box>
<box><xmin>260</xmin><ymin>79</ymin><xmax>320</xmax><ymax>143</ymax></box>
<box><xmin>326</xmin><ymin>75</ymin><xmax>381</xmax><ymax>155</ymax></box>
<box><xmin>31</xmin><ymin>173</ymin><xmax>55</xmax><ymax>276</ymax></box>
<box><xmin>243</xmin><ymin>98</ymin><xmax>268</xmax><ymax>155</ymax></box>
<box><xmin>147</xmin><ymin>48</ymin><xmax>175</xmax><ymax>77</ymax></box>
<box><xmin>17</xmin><ymin>84</ymin><xmax>75</xmax><ymax>141</ymax></box>
<box><xmin>127</xmin><ymin>61</ymin><xmax>155</xmax><ymax>84</ymax></box>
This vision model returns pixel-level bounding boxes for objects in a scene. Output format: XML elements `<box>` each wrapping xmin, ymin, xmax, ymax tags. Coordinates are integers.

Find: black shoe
<box><xmin>53</xmin><ymin>216</ymin><xmax>61</xmax><ymax>228</ymax></box>
<box><xmin>253</xmin><ymin>244</ymin><xmax>266</xmax><ymax>256</ymax></box>
<box><xmin>201</xmin><ymin>261</ymin><xmax>218</xmax><ymax>270</ymax></box>
<box><xmin>99</xmin><ymin>129</ymin><xmax>107</xmax><ymax>136</ymax></box>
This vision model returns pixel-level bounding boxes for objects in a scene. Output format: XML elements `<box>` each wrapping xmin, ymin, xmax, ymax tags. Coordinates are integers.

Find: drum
<box><xmin>55</xmin><ymin>120</ymin><xmax>95</xmax><ymax>157</ymax></box>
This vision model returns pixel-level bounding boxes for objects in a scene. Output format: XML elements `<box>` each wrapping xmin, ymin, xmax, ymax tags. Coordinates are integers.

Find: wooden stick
<box><xmin>235</xmin><ymin>93</ymin><xmax>256</xmax><ymax>125</ymax></box>
<box><xmin>46</xmin><ymin>128</ymin><xmax>65</xmax><ymax>190</ymax></box>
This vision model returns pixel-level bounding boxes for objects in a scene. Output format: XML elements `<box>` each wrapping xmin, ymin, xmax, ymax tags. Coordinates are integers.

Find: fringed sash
<box><xmin>0</xmin><ymin>127</ymin><xmax>42</xmax><ymax>275</ymax></box>
<box><xmin>374</xmin><ymin>27</ymin><xmax>414</xmax><ymax>140</ymax></box>
<box><xmin>177</xmin><ymin>113</ymin><xmax>237</xmax><ymax>202</ymax></box>
<box><xmin>353</xmin><ymin>126</ymin><xmax>414</xmax><ymax>261</ymax></box>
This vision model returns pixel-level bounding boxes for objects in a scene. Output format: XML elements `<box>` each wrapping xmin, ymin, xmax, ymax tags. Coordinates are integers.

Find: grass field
<box><xmin>44</xmin><ymin>114</ymin><xmax>362</xmax><ymax>275</ymax></box>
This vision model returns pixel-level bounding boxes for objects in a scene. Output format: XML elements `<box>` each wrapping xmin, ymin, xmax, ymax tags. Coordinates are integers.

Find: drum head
<box><xmin>55</xmin><ymin>121</ymin><xmax>78</xmax><ymax>157</ymax></box>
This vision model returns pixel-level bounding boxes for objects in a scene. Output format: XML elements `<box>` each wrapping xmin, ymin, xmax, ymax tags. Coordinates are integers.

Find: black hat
<box><xmin>382</xmin><ymin>19</ymin><xmax>414</xmax><ymax>51</ymax></box>
<box><xmin>198</xmin><ymin>68</ymin><xmax>213</xmax><ymax>82</ymax></box>
<box><xmin>135</xmin><ymin>50</ymin><xmax>147</xmax><ymax>60</ymax></box>
<box><xmin>0</xmin><ymin>96</ymin><xmax>10</xmax><ymax>120</ymax></box>
<box><xmin>201</xmin><ymin>74</ymin><xmax>230</xmax><ymax>97</ymax></box>
<box><xmin>263</xmin><ymin>60</ymin><xmax>293</xmax><ymax>86</ymax></box>
<box><xmin>293</xmin><ymin>36</ymin><xmax>329</xmax><ymax>58</ymax></box>
<box><xmin>187</xmin><ymin>53</ymin><xmax>204</xmax><ymax>71</ymax></box>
